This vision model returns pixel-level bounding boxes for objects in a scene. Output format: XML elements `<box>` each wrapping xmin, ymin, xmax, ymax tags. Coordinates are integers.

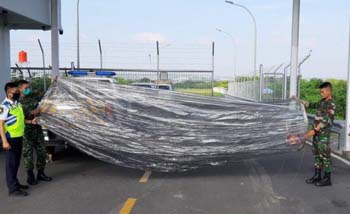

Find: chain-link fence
<box><xmin>227</xmin><ymin>76</ymin><xmax>260</xmax><ymax>102</ymax></box>
<box><xmin>228</xmin><ymin>73</ymin><xmax>288</xmax><ymax>102</ymax></box>
<box><xmin>261</xmin><ymin>72</ymin><xmax>286</xmax><ymax>102</ymax></box>
<box><xmin>227</xmin><ymin>51</ymin><xmax>311</xmax><ymax>103</ymax></box>
<box><xmin>227</xmin><ymin>61</ymin><xmax>306</xmax><ymax>102</ymax></box>
<box><xmin>11</xmin><ymin>67</ymin><xmax>214</xmax><ymax>96</ymax></box>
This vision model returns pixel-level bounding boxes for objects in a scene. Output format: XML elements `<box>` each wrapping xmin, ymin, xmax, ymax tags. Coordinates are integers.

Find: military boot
<box><xmin>27</xmin><ymin>170</ymin><xmax>38</xmax><ymax>185</ymax></box>
<box><xmin>18</xmin><ymin>183</ymin><xmax>29</xmax><ymax>190</ymax></box>
<box><xmin>9</xmin><ymin>189</ymin><xmax>29</xmax><ymax>197</ymax></box>
<box><xmin>37</xmin><ymin>169</ymin><xmax>52</xmax><ymax>182</ymax></box>
<box><xmin>315</xmin><ymin>172</ymin><xmax>332</xmax><ymax>187</ymax></box>
<box><xmin>306</xmin><ymin>168</ymin><xmax>321</xmax><ymax>184</ymax></box>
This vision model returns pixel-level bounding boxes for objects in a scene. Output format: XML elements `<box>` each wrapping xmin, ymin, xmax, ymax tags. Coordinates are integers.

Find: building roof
<box><xmin>0</xmin><ymin>0</ymin><xmax>52</xmax><ymax>30</ymax></box>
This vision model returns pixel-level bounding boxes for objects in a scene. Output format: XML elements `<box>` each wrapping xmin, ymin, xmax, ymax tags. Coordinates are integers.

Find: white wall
<box><xmin>0</xmin><ymin>24</ymin><xmax>11</xmax><ymax>101</ymax></box>
<box><xmin>0</xmin><ymin>0</ymin><xmax>50</xmax><ymax>26</ymax></box>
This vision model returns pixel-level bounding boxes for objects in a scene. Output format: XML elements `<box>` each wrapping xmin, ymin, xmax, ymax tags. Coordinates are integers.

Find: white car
<box><xmin>157</xmin><ymin>84</ymin><xmax>173</xmax><ymax>91</ymax></box>
<box><xmin>131</xmin><ymin>83</ymin><xmax>173</xmax><ymax>91</ymax></box>
<box><xmin>68</xmin><ymin>70</ymin><xmax>117</xmax><ymax>83</ymax></box>
<box><xmin>131</xmin><ymin>82</ymin><xmax>156</xmax><ymax>89</ymax></box>
<box><xmin>74</xmin><ymin>77</ymin><xmax>117</xmax><ymax>84</ymax></box>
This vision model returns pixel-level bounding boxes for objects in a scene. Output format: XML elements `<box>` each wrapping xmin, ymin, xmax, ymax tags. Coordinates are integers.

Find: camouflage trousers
<box><xmin>312</xmin><ymin>136</ymin><xmax>332</xmax><ymax>173</ymax></box>
<box><xmin>23</xmin><ymin>139</ymin><xmax>47</xmax><ymax>171</ymax></box>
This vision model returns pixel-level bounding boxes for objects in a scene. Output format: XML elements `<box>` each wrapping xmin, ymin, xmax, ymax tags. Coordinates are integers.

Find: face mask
<box><xmin>23</xmin><ymin>88</ymin><xmax>32</xmax><ymax>96</ymax></box>
<box><xmin>12</xmin><ymin>92</ymin><xmax>21</xmax><ymax>101</ymax></box>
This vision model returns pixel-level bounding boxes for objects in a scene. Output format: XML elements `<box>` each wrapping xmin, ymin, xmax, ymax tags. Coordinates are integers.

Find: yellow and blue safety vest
<box><xmin>1</xmin><ymin>100</ymin><xmax>25</xmax><ymax>139</ymax></box>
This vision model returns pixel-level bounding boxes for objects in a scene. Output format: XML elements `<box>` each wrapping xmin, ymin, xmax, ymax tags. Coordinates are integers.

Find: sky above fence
<box><xmin>9</xmin><ymin>0</ymin><xmax>350</xmax><ymax>80</ymax></box>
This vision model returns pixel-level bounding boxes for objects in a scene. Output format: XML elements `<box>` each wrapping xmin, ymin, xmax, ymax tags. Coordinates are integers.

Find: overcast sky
<box><xmin>10</xmin><ymin>0</ymin><xmax>350</xmax><ymax>80</ymax></box>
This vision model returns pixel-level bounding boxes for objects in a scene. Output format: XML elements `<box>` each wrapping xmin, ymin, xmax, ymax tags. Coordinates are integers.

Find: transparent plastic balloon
<box><xmin>39</xmin><ymin>78</ymin><xmax>308</xmax><ymax>172</ymax></box>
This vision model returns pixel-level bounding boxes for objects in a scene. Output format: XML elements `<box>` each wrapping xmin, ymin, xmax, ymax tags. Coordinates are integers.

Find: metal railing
<box><xmin>11</xmin><ymin>66</ymin><xmax>214</xmax><ymax>96</ymax></box>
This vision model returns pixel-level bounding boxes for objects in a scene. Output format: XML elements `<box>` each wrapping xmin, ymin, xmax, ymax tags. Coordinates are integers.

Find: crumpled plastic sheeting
<box><xmin>39</xmin><ymin>78</ymin><xmax>308</xmax><ymax>172</ymax></box>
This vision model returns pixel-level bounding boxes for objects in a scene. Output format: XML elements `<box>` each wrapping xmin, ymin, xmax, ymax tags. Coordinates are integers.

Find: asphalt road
<box><xmin>0</xmin><ymin>147</ymin><xmax>349</xmax><ymax>214</ymax></box>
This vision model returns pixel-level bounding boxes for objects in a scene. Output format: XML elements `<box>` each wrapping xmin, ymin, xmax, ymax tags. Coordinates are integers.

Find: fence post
<box><xmin>259</xmin><ymin>64</ymin><xmax>264</xmax><ymax>102</ymax></box>
<box><xmin>211</xmin><ymin>42</ymin><xmax>215</xmax><ymax>96</ymax></box>
<box><xmin>297</xmin><ymin>75</ymin><xmax>302</xmax><ymax>98</ymax></box>
<box><xmin>156</xmin><ymin>41</ymin><xmax>160</xmax><ymax>87</ymax></box>
<box><xmin>283</xmin><ymin>64</ymin><xmax>290</xmax><ymax>100</ymax></box>
<box><xmin>37</xmin><ymin>39</ymin><xmax>46</xmax><ymax>91</ymax></box>
<box><xmin>98</xmin><ymin>39</ymin><xmax>103</xmax><ymax>69</ymax></box>
<box><xmin>15</xmin><ymin>63</ymin><xmax>24</xmax><ymax>79</ymax></box>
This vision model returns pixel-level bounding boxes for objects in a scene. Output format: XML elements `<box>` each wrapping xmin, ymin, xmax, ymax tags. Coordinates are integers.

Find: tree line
<box><xmin>300</xmin><ymin>79</ymin><xmax>346</xmax><ymax>120</ymax></box>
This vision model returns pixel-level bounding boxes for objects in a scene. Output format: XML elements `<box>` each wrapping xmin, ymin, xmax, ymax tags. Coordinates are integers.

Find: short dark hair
<box><xmin>319</xmin><ymin>82</ymin><xmax>332</xmax><ymax>89</ymax></box>
<box><xmin>4</xmin><ymin>82</ymin><xmax>18</xmax><ymax>93</ymax></box>
<box><xmin>16</xmin><ymin>79</ymin><xmax>29</xmax><ymax>87</ymax></box>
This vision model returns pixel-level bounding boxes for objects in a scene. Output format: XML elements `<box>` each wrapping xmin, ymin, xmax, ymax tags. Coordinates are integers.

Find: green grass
<box><xmin>175</xmin><ymin>88</ymin><xmax>224</xmax><ymax>97</ymax></box>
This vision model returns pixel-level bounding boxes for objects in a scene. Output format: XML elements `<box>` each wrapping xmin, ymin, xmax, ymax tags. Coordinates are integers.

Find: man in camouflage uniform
<box><xmin>17</xmin><ymin>80</ymin><xmax>52</xmax><ymax>185</ymax></box>
<box><xmin>290</xmin><ymin>82</ymin><xmax>335</xmax><ymax>187</ymax></box>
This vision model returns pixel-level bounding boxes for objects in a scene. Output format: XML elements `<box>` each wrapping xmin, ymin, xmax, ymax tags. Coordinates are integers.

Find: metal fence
<box><xmin>227</xmin><ymin>78</ymin><xmax>260</xmax><ymax>102</ymax></box>
<box><xmin>227</xmin><ymin>65</ymin><xmax>302</xmax><ymax>103</ymax></box>
<box><xmin>11</xmin><ymin>66</ymin><xmax>214</xmax><ymax>96</ymax></box>
<box><xmin>261</xmin><ymin>72</ymin><xmax>286</xmax><ymax>102</ymax></box>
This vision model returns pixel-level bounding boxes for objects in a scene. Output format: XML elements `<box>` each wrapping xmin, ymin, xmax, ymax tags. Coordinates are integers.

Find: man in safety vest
<box><xmin>0</xmin><ymin>82</ymin><xmax>38</xmax><ymax>197</ymax></box>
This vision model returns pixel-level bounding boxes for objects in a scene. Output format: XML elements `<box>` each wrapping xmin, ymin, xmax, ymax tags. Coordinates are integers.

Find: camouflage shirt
<box><xmin>21</xmin><ymin>91</ymin><xmax>44</xmax><ymax>141</ymax></box>
<box><xmin>312</xmin><ymin>98</ymin><xmax>336</xmax><ymax>139</ymax></box>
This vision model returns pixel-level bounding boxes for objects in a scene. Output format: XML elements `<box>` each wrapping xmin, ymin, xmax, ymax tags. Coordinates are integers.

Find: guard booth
<box><xmin>0</xmin><ymin>0</ymin><xmax>62</xmax><ymax>101</ymax></box>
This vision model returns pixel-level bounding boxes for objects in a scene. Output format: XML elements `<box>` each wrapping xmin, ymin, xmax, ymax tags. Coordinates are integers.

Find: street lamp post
<box><xmin>225</xmin><ymin>0</ymin><xmax>257</xmax><ymax>100</ymax></box>
<box><xmin>225</xmin><ymin>1</ymin><xmax>257</xmax><ymax>79</ymax></box>
<box><xmin>216</xmin><ymin>28</ymin><xmax>237</xmax><ymax>78</ymax></box>
<box><xmin>77</xmin><ymin>0</ymin><xmax>80</xmax><ymax>69</ymax></box>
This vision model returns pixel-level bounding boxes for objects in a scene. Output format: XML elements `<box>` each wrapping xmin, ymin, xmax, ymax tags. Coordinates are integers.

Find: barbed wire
<box><xmin>10</xmin><ymin>40</ymin><xmax>213</xmax><ymax>69</ymax></box>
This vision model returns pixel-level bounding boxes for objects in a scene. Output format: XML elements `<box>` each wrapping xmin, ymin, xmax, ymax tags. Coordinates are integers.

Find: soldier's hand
<box><xmin>314</xmin><ymin>124</ymin><xmax>321</xmax><ymax>132</ymax></box>
<box><xmin>52</xmin><ymin>76</ymin><xmax>58</xmax><ymax>82</ymax></box>
<box><xmin>2</xmin><ymin>141</ymin><xmax>11</xmax><ymax>150</ymax></box>
<box><xmin>287</xmin><ymin>134</ymin><xmax>302</xmax><ymax>145</ymax></box>
<box><xmin>290</xmin><ymin>95</ymin><xmax>297</xmax><ymax>100</ymax></box>
<box><xmin>32</xmin><ymin>118</ymin><xmax>40</xmax><ymax>125</ymax></box>
<box><xmin>31</xmin><ymin>109</ymin><xmax>40</xmax><ymax>116</ymax></box>
<box><xmin>301</xmin><ymin>100</ymin><xmax>309</xmax><ymax>108</ymax></box>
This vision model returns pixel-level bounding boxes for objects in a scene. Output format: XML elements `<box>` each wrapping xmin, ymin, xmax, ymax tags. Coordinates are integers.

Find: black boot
<box><xmin>18</xmin><ymin>183</ymin><xmax>29</xmax><ymax>190</ymax></box>
<box><xmin>306</xmin><ymin>168</ymin><xmax>321</xmax><ymax>184</ymax></box>
<box><xmin>315</xmin><ymin>172</ymin><xmax>332</xmax><ymax>187</ymax></box>
<box><xmin>37</xmin><ymin>169</ymin><xmax>52</xmax><ymax>182</ymax></box>
<box><xmin>9</xmin><ymin>189</ymin><xmax>29</xmax><ymax>197</ymax></box>
<box><xmin>27</xmin><ymin>170</ymin><xmax>38</xmax><ymax>185</ymax></box>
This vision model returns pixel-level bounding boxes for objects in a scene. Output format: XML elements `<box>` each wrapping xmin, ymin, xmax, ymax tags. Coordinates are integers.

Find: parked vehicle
<box><xmin>157</xmin><ymin>84</ymin><xmax>173</xmax><ymax>91</ymax></box>
<box><xmin>130</xmin><ymin>82</ymin><xmax>156</xmax><ymax>89</ymax></box>
<box><xmin>130</xmin><ymin>83</ymin><xmax>173</xmax><ymax>91</ymax></box>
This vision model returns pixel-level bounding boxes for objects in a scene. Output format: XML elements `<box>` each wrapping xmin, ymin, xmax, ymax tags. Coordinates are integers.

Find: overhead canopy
<box><xmin>0</xmin><ymin>0</ymin><xmax>62</xmax><ymax>101</ymax></box>
<box><xmin>0</xmin><ymin>0</ymin><xmax>52</xmax><ymax>29</ymax></box>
